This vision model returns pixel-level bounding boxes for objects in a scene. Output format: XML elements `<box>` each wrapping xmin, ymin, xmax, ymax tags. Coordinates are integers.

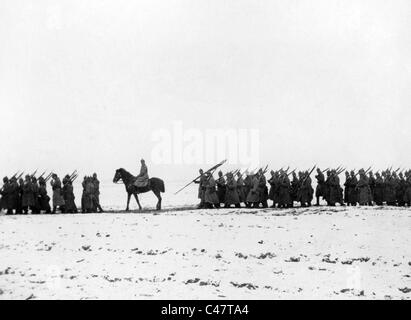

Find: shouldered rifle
<box><xmin>287</xmin><ymin>169</ymin><xmax>297</xmax><ymax>176</ymax></box>
<box><xmin>69</xmin><ymin>170</ymin><xmax>78</xmax><ymax>180</ymax></box>
<box><xmin>30</xmin><ymin>169</ymin><xmax>38</xmax><ymax>178</ymax></box>
<box><xmin>301</xmin><ymin>165</ymin><xmax>317</xmax><ymax>184</ymax></box>
<box><xmin>44</xmin><ymin>173</ymin><xmax>53</xmax><ymax>182</ymax></box>
<box><xmin>174</xmin><ymin>159</ymin><xmax>227</xmax><ymax>194</ymax></box>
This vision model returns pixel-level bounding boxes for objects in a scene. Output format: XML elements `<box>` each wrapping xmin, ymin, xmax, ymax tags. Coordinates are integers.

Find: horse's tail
<box><xmin>151</xmin><ymin>177</ymin><xmax>165</xmax><ymax>193</ymax></box>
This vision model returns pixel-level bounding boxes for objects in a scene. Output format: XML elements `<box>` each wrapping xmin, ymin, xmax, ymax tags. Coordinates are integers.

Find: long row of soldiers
<box><xmin>0</xmin><ymin>171</ymin><xmax>104</xmax><ymax>215</ymax></box>
<box><xmin>194</xmin><ymin>166</ymin><xmax>411</xmax><ymax>209</ymax></box>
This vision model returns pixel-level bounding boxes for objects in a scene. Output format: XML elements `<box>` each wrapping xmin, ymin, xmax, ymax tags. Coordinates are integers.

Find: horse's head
<box><xmin>113</xmin><ymin>168</ymin><xmax>123</xmax><ymax>183</ymax></box>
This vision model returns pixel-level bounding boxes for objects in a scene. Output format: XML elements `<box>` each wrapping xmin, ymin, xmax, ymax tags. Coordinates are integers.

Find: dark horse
<box><xmin>113</xmin><ymin>168</ymin><xmax>165</xmax><ymax>211</ymax></box>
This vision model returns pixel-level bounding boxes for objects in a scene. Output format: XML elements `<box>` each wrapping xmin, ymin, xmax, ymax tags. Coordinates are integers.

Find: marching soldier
<box><xmin>327</xmin><ymin>170</ymin><xmax>344</xmax><ymax>206</ymax></box>
<box><xmin>356</xmin><ymin>170</ymin><xmax>371</xmax><ymax>206</ymax></box>
<box><xmin>0</xmin><ymin>177</ymin><xmax>14</xmax><ymax>215</ymax></box>
<box><xmin>290</xmin><ymin>172</ymin><xmax>300</xmax><ymax>207</ymax></box>
<box><xmin>22</xmin><ymin>175</ymin><xmax>35</xmax><ymax>214</ymax></box>
<box><xmin>38</xmin><ymin>177</ymin><xmax>51</xmax><ymax>213</ymax></box>
<box><xmin>203</xmin><ymin>172</ymin><xmax>220</xmax><ymax>209</ymax></box>
<box><xmin>31</xmin><ymin>177</ymin><xmax>40</xmax><ymax>214</ymax></box>
<box><xmin>194</xmin><ymin>169</ymin><xmax>206</xmax><ymax>209</ymax></box>
<box><xmin>16</xmin><ymin>177</ymin><xmax>24</xmax><ymax>214</ymax></box>
<box><xmin>225</xmin><ymin>172</ymin><xmax>240</xmax><ymax>208</ymax></box>
<box><xmin>267</xmin><ymin>170</ymin><xmax>277</xmax><ymax>208</ymax></box>
<box><xmin>315</xmin><ymin>168</ymin><xmax>325</xmax><ymax>206</ymax></box>
<box><xmin>278</xmin><ymin>171</ymin><xmax>291</xmax><ymax>208</ymax></box>
<box><xmin>396</xmin><ymin>172</ymin><xmax>406</xmax><ymax>207</ymax></box>
<box><xmin>384</xmin><ymin>171</ymin><xmax>397</xmax><ymax>206</ymax></box>
<box><xmin>258</xmin><ymin>169</ymin><xmax>269</xmax><ymax>208</ymax></box>
<box><xmin>373</xmin><ymin>172</ymin><xmax>384</xmax><ymax>205</ymax></box>
<box><xmin>92</xmin><ymin>173</ymin><xmax>104</xmax><ymax>213</ymax></box>
<box><xmin>236</xmin><ymin>171</ymin><xmax>246</xmax><ymax>205</ymax></box>
<box><xmin>368</xmin><ymin>171</ymin><xmax>376</xmax><ymax>205</ymax></box>
<box><xmin>404</xmin><ymin>171</ymin><xmax>411</xmax><ymax>207</ymax></box>
<box><xmin>244</xmin><ymin>171</ymin><xmax>253</xmax><ymax>207</ymax></box>
<box><xmin>50</xmin><ymin>173</ymin><xmax>65</xmax><ymax>213</ymax></box>
<box><xmin>63</xmin><ymin>175</ymin><xmax>78</xmax><ymax>213</ymax></box>
<box><xmin>216</xmin><ymin>171</ymin><xmax>226</xmax><ymax>205</ymax></box>
<box><xmin>298</xmin><ymin>172</ymin><xmax>312</xmax><ymax>207</ymax></box>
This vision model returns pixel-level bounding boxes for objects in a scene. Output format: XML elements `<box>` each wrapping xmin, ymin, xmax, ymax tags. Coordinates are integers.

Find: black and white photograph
<box><xmin>0</xmin><ymin>0</ymin><xmax>410</xmax><ymax>304</ymax></box>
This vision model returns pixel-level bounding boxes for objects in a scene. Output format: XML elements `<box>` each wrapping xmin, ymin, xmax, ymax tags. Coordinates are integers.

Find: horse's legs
<box><xmin>153</xmin><ymin>189</ymin><xmax>162</xmax><ymax>210</ymax></box>
<box><xmin>126</xmin><ymin>193</ymin><xmax>131</xmax><ymax>211</ymax></box>
<box><xmin>133</xmin><ymin>193</ymin><xmax>142</xmax><ymax>210</ymax></box>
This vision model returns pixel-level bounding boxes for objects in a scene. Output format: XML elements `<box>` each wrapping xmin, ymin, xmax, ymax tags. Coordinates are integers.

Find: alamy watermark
<box><xmin>150</xmin><ymin>121</ymin><xmax>260</xmax><ymax>168</ymax></box>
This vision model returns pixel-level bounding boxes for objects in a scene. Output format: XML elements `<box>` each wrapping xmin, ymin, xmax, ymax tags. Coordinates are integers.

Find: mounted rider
<box><xmin>134</xmin><ymin>159</ymin><xmax>149</xmax><ymax>188</ymax></box>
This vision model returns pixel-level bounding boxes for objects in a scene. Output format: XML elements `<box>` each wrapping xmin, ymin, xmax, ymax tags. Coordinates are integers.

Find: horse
<box><xmin>113</xmin><ymin>168</ymin><xmax>165</xmax><ymax>211</ymax></box>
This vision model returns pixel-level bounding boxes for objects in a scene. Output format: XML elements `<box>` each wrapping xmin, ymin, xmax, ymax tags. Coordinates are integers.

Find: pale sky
<box><xmin>1</xmin><ymin>0</ymin><xmax>410</xmax><ymax>182</ymax></box>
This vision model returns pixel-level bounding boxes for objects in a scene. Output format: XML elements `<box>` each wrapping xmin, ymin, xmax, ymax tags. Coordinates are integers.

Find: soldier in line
<box><xmin>246</xmin><ymin>172</ymin><xmax>260</xmax><ymax>208</ymax></box>
<box><xmin>244</xmin><ymin>171</ymin><xmax>254</xmax><ymax>208</ymax></box>
<box><xmin>343</xmin><ymin>171</ymin><xmax>350</xmax><ymax>204</ymax></box>
<box><xmin>384</xmin><ymin>171</ymin><xmax>397</xmax><ymax>206</ymax></box>
<box><xmin>38</xmin><ymin>177</ymin><xmax>51</xmax><ymax>213</ymax></box>
<box><xmin>267</xmin><ymin>170</ymin><xmax>278</xmax><ymax>208</ymax></box>
<box><xmin>326</xmin><ymin>170</ymin><xmax>344</xmax><ymax>206</ymax></box>
<box><xmin>82</xmin><ymin>176</ymin><xmax>98</xmax><ymax>213</ymax></box>
<box><xmin>368</xmin><ymin>171</ymin><xmax>376</xmax><ymax>206</ymax></box>
<box><xmin>31</xmin><ymin>177</ymin><xmax>40</xmax><ymax>214</ymax></box>
<box><xmin>92</xmin><ymin>173</ymin><xmax>104</xmax><ymax>213</ymax></box>
<box><xmin>356</xmin><ymin>170</ymin><xmax>372</xmax><ymax>206</ymax></box>
<box><xmin>0</xmin><ymin>177</ymin><xmax>16</xmax><ymax>215</ymax></box>
<box><xmin>298</xmin><ymin>171</ymin><xmax>312</xmax><ymax>207</ymax></box>
<box><xmin>259</xmin><ymin>169</ymin><xmax>269</xmax><ymax>208</ymax></box>
<box><xmin>203</xmin><ymin>172</ymin><xmax>220</xmax><ymax>209</ymax></box>
<box><xmin>22</xmin><ymin>175</ymin><xmax>36</xmax><ymax>214</ymax></box>
<box><xmin>404</xmin><ymin>171</ymin><xmax>411</xmax><ymax>207</ymax></box>
<box><xmin>236</xmin><ymin>171</ymin><xmax>246</xmax><ymax>205</ymax></box>
<box><xmin>315</xmin><ymin>168</ymin><xmax>326</xmax><ymax>206</ymax></box>
<box><xmin>50</xmin><ymin>173</ymin><xmax>65</xmax><ymax>214</ymax></box>
<box><xmin>16</xmin><ymin>177</ymin><xmax>24</xmax><ymax>214</ymax></box>
<box><xmin>194</xmin><ymin>169</ymin><xmax>206</xmax><ymax>209</ymax></box>
<box><xmin>278</xmin><ymin>170</ymin><xmax>291</xmax><ymax>208</ymax></box>
<box><xmin>216</xmin><ymin>171</ymin><xmax>226</xmax><ymax>206</ymax></box>
<box><xmin>63</xmin><ymin>175</ymin><xmax>78</xmax><ymax>213</ymax></box>
<box><xmin>344</xmin><ymin>171</ymin><xmax>358</xmax><ymax>206</ymax></box>
<box><xmin>323</xmin><ymin>170</ymin><xmax>331</xmax><ymax>205</ymax></box>
<box><xmin>290</xmin><ymin>172</ymin><xmax>300</xmax><ymax>207</ymax></box>
<box><xmin>373</xmin><ymin>172</ymin><xmax>384</xmax><ymax>205</ymax></box>
<box><xmin>225</xmin><ymin>172</ymin><xmax>240</xmax><ymax>208</ymax></box>
<box><xmin>396</xmin><ymin>172</ymin><xmax>406</xmax><ymax>207</ymax></box>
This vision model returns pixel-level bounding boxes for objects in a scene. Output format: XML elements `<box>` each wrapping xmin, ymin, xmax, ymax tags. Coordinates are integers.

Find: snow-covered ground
<box><xmin>0</xmin><ymin>206</ymin><xmax>410</xmax><ymax>300</ymax></box>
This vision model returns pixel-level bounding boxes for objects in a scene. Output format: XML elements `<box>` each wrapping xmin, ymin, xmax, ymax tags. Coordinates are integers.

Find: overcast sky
<box><xmin>0</xmin><ymin>0</ymin><xmax>410</xmax><ymax>182</ymax></box>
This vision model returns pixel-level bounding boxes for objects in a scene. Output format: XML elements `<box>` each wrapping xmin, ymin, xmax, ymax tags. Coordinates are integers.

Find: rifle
<box><xmin>38</xmin><ymin>171</ymin><xmax>46</xmax><ymax>179</ymax></box>
<box><xmin>301</xmin><ymin>165</ymin><xmax>316</xmax><ymax>184</ymax></box>
<box><xmin>261</xmin><ymin>165</ymin><xmax>269</xmax><ymax>175</ymax></box>
<box><xmin>224</xmin><ymin>169</ymin><xmax>240</xmax><ymax>178</ymax></box>
<box><xmin>44</xmin><ymin>173</ymin><xmax>53</xmax><ymax>182</ymax></box>
<box><xmin>30</xmin><ymin>169</ymin><xmax>38</xmax><ymax>178</ymax></box>
<box><xmin>70</xmin><ymin>174</ymin><xmax>79</xmax><ymax>183</ymax></box>
<box><xmin>287</xmin><ymin>169</ymin><xmax>297</xmax><ymax>176</ymax></box>
<box><xmin>16</xmin><ymin>172</ymin><xmax>24</xmax><ymax>180</ymax></box>
<box><xmin>355</xmin><ymin>166</ymin><xmax>372</xmax><ymax>177</ymax></box>
<box><xmin>69</xmin><ymin>170</ymin><xmax>78</xmax><ymax>180</ymax></box>
<box><xmin>336</xmin><ymin>168</ymin><xmax>346</xmax><ymax>175</ymax></box>
<box><xmin>322</xmin><ymin>168</ymin><xmax>330</xmax><ymax>173</ymax></box>
<box><xmin>174</xmin><ymin>159</ymin><xmax>227</xmax><ymax>194</ymax></box>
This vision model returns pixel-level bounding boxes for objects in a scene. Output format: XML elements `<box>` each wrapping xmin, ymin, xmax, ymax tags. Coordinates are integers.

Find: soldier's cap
<box><xmin>3</xmin><ymin>177</ymin><xmax>8</xmax><ymax>182</ymax></box>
